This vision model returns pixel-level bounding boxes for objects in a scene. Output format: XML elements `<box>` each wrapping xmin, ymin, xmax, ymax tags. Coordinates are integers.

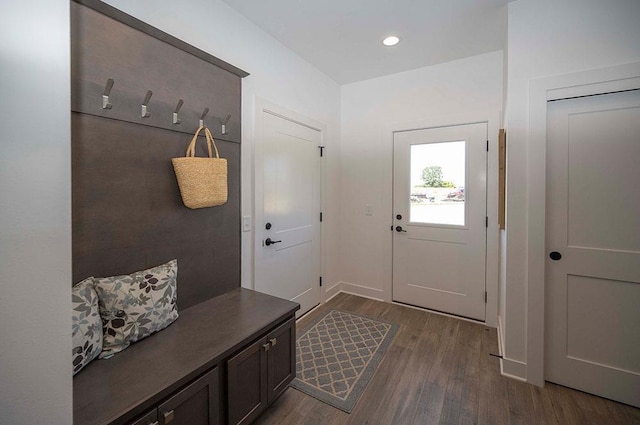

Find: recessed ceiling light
<box><xmin>382</xmin><ymin>35</ymin><xmax>400</xmax><ymax>47</ymax></box>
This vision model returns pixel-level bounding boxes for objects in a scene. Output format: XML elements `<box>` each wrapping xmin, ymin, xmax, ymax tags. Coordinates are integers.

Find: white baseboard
<box><xmin>339</xmin><ymin>281</ymin><xmax>385</xmax><ymax>302</ymax></box>
<box><xmin>497</xmin><ymin>314</ymin><xmax>505</xmax><ymax>354</ymax></box>
<box><xmin>324</xmin><ymin>281</ymin><xmax>342</xmax><ymax>303</ymax></box>
<box><xmin>501</xmin><ymin>358</ymin><xmax>527</xmax><ymax>382</ymax></box>
<box><xmin>497</xmin><ymin>315</ymin><xmax>527</xmax><ymax>382</ymax></box>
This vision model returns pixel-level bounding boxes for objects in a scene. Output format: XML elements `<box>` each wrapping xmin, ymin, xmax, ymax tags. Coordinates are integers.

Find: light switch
<box><xmin>365</xmin><ymin>205</ymin><xmax>373</xmax><ymax>216</ymax></box>
<box><xmin>242</xmin><ymin>216</ymin><xmax>251</xmax><ymax>232</ymax></box>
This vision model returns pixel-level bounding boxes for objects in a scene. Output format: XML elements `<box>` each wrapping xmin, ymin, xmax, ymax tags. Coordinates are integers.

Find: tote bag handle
<box><xmin>185</xmin><ymin>126</ymin><xmax>220</xmax><ymax>159</ymax></box>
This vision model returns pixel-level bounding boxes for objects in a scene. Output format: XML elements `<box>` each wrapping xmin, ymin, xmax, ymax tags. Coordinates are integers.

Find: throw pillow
<box><xmin>94</xmin><ymin>259</ymin><xmax>178</xmax><ymax>358</ymax></box>
<box><xmin>72</xmin><ymin>277</ymin><xmax>103</xmax><ymax>374</ymax></box>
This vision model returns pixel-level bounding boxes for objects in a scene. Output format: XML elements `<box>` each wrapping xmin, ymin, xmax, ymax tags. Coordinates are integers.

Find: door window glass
<box><xmin>410</xmin><ymin>141</ymin><xmax>466</xmax><ymax>226</ymax></box>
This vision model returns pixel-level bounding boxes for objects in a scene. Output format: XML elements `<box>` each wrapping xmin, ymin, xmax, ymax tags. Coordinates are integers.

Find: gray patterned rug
<box><xmin>290</xmin><ymin>309</ymin><xmax>398</xmax><ymax>413</ymax></box>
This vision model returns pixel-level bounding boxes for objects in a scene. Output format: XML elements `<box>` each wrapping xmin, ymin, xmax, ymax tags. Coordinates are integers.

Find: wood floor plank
<box><xmin>477</xmin><ymin>326</ymin><xmax>509</xmax><ymax>425</ymax></box>
<box><xmin>529</xmin><ymin>384</ymin><xmax>560</xmax><ymax>425</ymax></box>
<box><xmin>411</xmin><ymin>316</ymin><xmax>460</xmax><ymax>425</ymax></box>
<box><xmin>384</xmin><ymin>314</ymin><xmax>437</xmax><ymax>425</ymax></box>
<box><xmin>454</xmin><ymin>322</ymin><xmax>482</xmax><ymax>425</ymax></box>
<box><xmin>623</xmin><ymin>404</ymin><xmax>640</xmax><ymax>423</ymax></box>
<box><xmin>440</xmin><ymin>322</ymin><xmax>475</xmax><ymax>425</ymax></box>
<box><xmin>478</xmin><ymin>390</ymin><xmax>509</xmax><ymax>425</ymax></box>
<box><xmin>547</xmin><ymin>383</ymin><xmax>587</xmax><ymax>425</ymax></box>
<box><xmin>252</xmin><ymin>293</ymin><xmax>640</xmax><ymax>425</ymax></box>
<box><xmin>569</xmin><ymin>385</ymin><xmax>618</xmax><ymax>425</ymax></box>
<box><xmin>507</xmin><ymin>379</ymin><xmax>537</xmax><ymax>425</ymax></box>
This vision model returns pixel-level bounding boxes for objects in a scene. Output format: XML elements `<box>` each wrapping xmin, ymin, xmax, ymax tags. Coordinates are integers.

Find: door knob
<box><xmin>265</xmin><ymin>238</ymin><xmax>282</xmax><ymax>246</ymax></box>
<box><xmin>549</xmin><ymin>251</ymin><xmax>562</xmax><ymax>261</ymax></box>
<box><xmin>395</xmin><ymin>226</ymin><xmax>407</xmax><ymax>233</ymax></box>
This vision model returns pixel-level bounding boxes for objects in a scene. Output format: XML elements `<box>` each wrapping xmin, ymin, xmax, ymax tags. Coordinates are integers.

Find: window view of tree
<box><xmin>410</xmin><ymin>142</ymin><xmax>465</xmax><ymax>226</ymax></box>
<box><xmin>421</xmin><ymin>165</ymin><xmax>456</xmax><ymax>188</ymax></box>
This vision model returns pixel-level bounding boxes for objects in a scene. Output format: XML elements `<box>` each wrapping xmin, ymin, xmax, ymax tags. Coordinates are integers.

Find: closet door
<box><xmin>545</xmin><ymin>90</ymin><xmax>640</xmax><ymax>407</ymax></box>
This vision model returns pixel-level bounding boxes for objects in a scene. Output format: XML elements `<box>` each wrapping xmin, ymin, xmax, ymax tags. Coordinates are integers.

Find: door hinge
<box><xmin>486</xmin><ymin>140</ymin><xmax>489</xmax><ymax>151</ymax></box>
<box><xmin>320</xmin><ymin>212</ymin><xmax>323</xmax><ymax>222</ymax></box>
<box><xmin>485</xmin><ymin>291</ymin><xmax>488</xmax><ymax>303</ymax></box>
<box><xmin>319</xmin><ymin>276</ymin><xmax>323</xmax><ymax>287</ymax></box>
<box><xmin>319</xmin><ymin>146</ymin><xmax>325</xmax><ymax>157</ymax></box>
<box><xmin>486</xmin><ymin>216</ymin><xmax>488</xmax><ymax>227</ymax></box>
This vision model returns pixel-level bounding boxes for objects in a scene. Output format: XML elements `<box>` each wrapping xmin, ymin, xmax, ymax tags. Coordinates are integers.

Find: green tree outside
<box><xmin>421</xmin><ymin>165</ymin><xmax>456</xmax><ymax>188</ymax></box>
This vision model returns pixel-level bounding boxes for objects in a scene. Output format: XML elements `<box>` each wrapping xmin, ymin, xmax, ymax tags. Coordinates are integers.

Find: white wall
<box><xmin>4</xmin><ymin>4</ymin><xmax>635</xmax><ymax>420</ymax></box>
<box><xmin>340</xmin><ymin>51</ymin><xmax>504</xmax><ymax>303</ymax></box>
<box><xmin>0</xmin><ymin>1</ymin><xmax>340</xmax><ymax>422</ymax></box>
<box><xmin>102</xmin><ymin>0</ymin><xmax>343</xmax><ymax>295</ymax></box>
<box><xmin>0</xmin><ymin>2</ymin><xmax>72</xmax><ymax>424</ymax></box>
<box><xmin>504</xmin><ymin>0</ymin><xmax>640</xmax><ymax>377</ymax></box>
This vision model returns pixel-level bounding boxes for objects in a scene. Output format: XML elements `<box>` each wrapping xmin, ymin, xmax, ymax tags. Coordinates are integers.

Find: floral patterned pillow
<box><xmin>72</xmin><ymin>277</ymin><xmax>103</xmax><ymax>374</ymax></box>
<box><xmin>94</xmin><ymin>259</ymin><xmax>179</xmax><ymax>358</ymax></box>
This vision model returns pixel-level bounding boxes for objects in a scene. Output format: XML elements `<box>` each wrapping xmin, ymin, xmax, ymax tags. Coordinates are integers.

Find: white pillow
<box><xmin>72</xmin><ymin>277</ymin><xmax>103</xmax><ymax>374</ymax></box>
<box><xmin>94</xmin><ymin>259</ymin><xmax>179</xmax><ymax>358</ymax></box>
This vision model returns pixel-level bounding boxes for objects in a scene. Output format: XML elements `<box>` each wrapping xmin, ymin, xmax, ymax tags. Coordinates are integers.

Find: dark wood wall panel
<box><xmin>71</xmin><ymin>0</ymin><xmax>243</xmax><ymax>142</ymax></box>
<box><xmin>71</xmin><ymin>0</ymin><xmax>246</xmax><ymax>309</ymax></box>
<box><xmin>72</xmin><ymin>114</ymin><xmax>240</xmax><ymax>309</ymax></box>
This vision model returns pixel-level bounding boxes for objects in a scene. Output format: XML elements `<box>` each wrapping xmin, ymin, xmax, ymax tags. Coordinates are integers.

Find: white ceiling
<box><xmin>221</xmin><ymin>0</ymin><xmax>508</xmax><ymax>84</ymax></box>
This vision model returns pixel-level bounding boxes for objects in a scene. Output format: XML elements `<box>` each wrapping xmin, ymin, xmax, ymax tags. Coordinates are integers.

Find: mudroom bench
<box><xmin>73</xmin><ymin>288</ymin><xmax>299</xmax><ymax>425</ymax></box>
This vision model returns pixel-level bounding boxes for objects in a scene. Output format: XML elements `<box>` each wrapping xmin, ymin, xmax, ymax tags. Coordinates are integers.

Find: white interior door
<box><xmin>545</xmin><ymin>90</ymin><xmax>640</xmax><ymax>407</ymax></box>
<box><xmin>255</xmin><ymin>111</ymin><xmax>321</xmax><ymax>317</ymax></box>
<box><xmin>392</xmin><ymin>123</ymin><xmax>487</xmax><ymax>321</ymax></box>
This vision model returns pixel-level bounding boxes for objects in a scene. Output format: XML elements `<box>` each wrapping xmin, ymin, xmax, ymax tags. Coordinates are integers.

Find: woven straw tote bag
<box><xmin>172</xmin><ymin>126</ymin><xmax>228</xmax><ymax>209</ymax></box>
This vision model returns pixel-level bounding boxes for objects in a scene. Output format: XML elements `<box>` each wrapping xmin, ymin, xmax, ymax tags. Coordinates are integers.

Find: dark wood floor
<box><xmin>254</xmin><ymin>293</ymin><xmax>640</xmax><ymax>425</ymax></box>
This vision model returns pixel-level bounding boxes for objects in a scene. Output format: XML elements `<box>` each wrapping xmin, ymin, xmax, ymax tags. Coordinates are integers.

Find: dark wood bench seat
<box><xmin>73</xmin><ymin>288</ymin><xmax>299</xmax><ymax>425</ymax></box>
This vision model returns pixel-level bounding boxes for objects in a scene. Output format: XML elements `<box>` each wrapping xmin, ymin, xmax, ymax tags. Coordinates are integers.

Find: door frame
<box><xmin>527</xmin><ymin>61</ymin><xmax>640</xmax><ymax>386</ymax></box>
<box><xmin>252</xmin><ymin>97</ymin><xmax>327</xmax><ymax>304</ymax></box>
<box><xmin>387</xmin><ymin>110</ymin><xmax>501</xmax><ymax>327</ymax></box>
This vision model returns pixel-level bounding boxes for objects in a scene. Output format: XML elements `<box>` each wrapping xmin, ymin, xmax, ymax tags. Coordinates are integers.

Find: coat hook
<box><xmin>173</xmin><ymin>99</ymin><xmax>184</xmax><ymax>125</ymax></box>
<box><xmin>141</xmin><ymin>90</ymin><xmax>153</xmax><ymax>118</ymax></box>
<box><xmin>102</xmin><ymin>78</ymin><xmax>114</xmax><ymax>109</ymax></box>
<box><xmin>199</xmin><ymin>107</ymin><xmax>209</xmax><ymax>127</ymax></box>
<box><xmin>220</xmin><ymin>113</ymin><xmax>231</xmax><ymax>135</ymax></box>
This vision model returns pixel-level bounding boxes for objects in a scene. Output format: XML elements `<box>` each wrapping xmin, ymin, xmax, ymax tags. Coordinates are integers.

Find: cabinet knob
<box><xmin>163</xmin><ymin>410</ymin><xmax>175</xmax><ymax>424</ymax></box>
<box><xmin>270</xmin><ymin>337</ymin><xmax>277</xmax><ymax>347</ymax></box>
<box><xmin>262</xmin><ymin>343</ymin><xmax>271</xmax><ymax>352</ymax></box>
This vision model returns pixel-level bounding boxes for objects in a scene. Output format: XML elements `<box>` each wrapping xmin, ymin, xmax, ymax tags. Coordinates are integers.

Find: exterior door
<box><xmin>392</xmin><ymin>123</ymin><xmax>487</xmax><ymax>321</ymax></box>
<box><xmin>545</xmin><ymin>90</ymin><xmax>640</xmax><ymax>407</ymax></box>
<box><xmin>255</xmin><ymin>110</ymin><xmax>321</xmax><ymax>317</ymax></box>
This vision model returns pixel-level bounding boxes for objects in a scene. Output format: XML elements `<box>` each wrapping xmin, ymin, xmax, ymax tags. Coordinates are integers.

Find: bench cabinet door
<box><xmin>130</xmin><ymin>409</ymin><xmax>158</xmax><ymax>425</ymax></box>
<box><xmin>227</xmin><ymin>337</ymin><xmax>269</xmax><ymax>425</ymax></box>
<box><xmin>267</xmin><ymin>317</ymin><xmax>296</xmax><ymax>403</ymax></box>
<box><xmin>157</xmin><ymin>367</ymin><xmax>220</xmax><ymax>425</ymax></box>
